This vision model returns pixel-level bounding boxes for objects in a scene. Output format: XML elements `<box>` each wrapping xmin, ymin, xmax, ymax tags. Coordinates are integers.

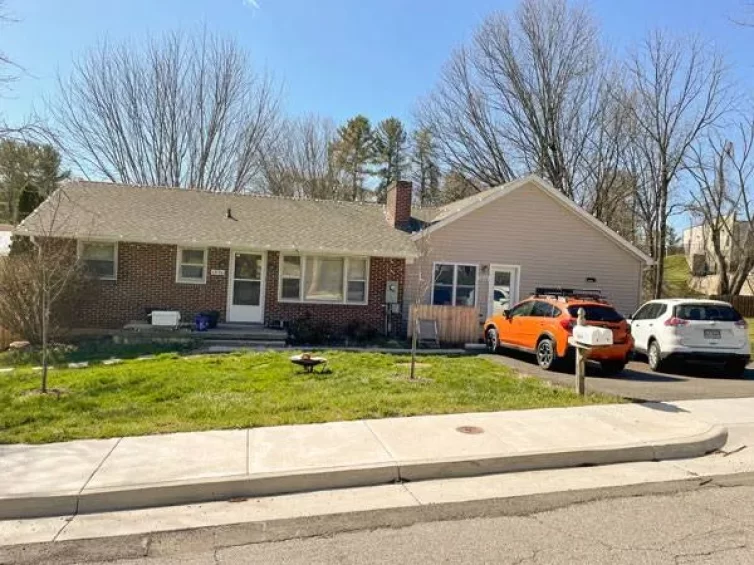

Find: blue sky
<box><xmin>2</xmin><ymin>0</ymin><xmax>754</xmax><ymax>129</ymax></box>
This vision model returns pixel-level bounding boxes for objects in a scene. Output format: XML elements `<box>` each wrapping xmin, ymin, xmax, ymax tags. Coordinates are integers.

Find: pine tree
<box><xmin>374</xmin><ymin>117</ymin><xmax>408</xmax><ymax>203</ymax></box>
<box><xmin>439</xmin><ymin>169</ymin><xmax>479</xmax><ymax>204</ymax></box>
<box><xmin>0</xmin><ymin>141</ymin><xmax>69</xmax><ymax>225</ymax></box>
<box><xmin>411</xmin><ymin>128</ymin><xmax>441</xmax><ymax>206</ymax></box>
<box><xmin>330</xmin><ymin>115</ymin><xmax>375</xmax><ymax>201</ymax></box>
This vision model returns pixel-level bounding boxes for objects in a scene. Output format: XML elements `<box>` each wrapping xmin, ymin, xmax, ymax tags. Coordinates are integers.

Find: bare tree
<box><xmin>686</xmin><ymin>119</ymin><xmax>754</xmax><ymax>295</ymax></box>
<box><xmin>49</xmin><ymin>30</ymin><xmax>280</xmax><ymax>192</ymax></box>
<box><xmin>0</xmin><ymin>1</ymin><xmax>16</xmax><ymax>93</ymax></box>
<box><xmin>408</xmin><ymin>230</ymin><xmax>434</xmax><ymax>380</ymax></box>
<box><xmin>418</xmin><ymin>0</ymin><xmax>609</xmax><ymax>202</ymax></box>
<box><xmin>260</xmin><ymin>115</ymin><xmax>340</xmax><ymax>199</ymax></box>
<box><xmin>624</xmin><ymin>31</ymin><xmax>731</xmax><ymax>298</ymax></box>
<box><xmin>0</xmin><ymin>187</ymin><xmax>89</xmax><ymax>392</ymax></box>
<box><xmin>0</xmin><ymin>1</ymin><xmax>33</xmax><ymax>140</ymax></box>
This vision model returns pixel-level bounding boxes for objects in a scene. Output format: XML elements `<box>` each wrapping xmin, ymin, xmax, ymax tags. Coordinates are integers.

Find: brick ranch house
<box><xmin>15</xmin><ymin>175</ymin><xmax>651</xmax><ymax>335</ymax></box>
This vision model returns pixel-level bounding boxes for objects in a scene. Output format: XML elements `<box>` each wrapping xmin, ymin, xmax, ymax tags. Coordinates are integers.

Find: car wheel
<box><xmin>485</xmin><ymin>327</ymin><xmax>499</xmax><ymax>354</ymax></box>
<box><xmin>601</xmin><ymin>361</ymin><xmax>626</xmax><ymax>376</ymax></box>
<box><xmin>724</xmin><ymin>359</ymin><xmax>748</xmax><ymax>379</ymax></box>
<box><xmin>647</xmin><ymin>340</ymin><xmax>665</xmax><ymax>372</ymax></box>
<box><xmin>536</xmin><ymin>337</ymin><xmax>557</xmax><ymax>370</ymax></box>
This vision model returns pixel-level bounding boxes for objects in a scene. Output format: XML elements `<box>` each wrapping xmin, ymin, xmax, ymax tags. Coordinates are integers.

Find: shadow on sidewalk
<box><xmin>635</xmin><ymin>401</ymin><xmax>689</xmax><ymax>413</ymax></box>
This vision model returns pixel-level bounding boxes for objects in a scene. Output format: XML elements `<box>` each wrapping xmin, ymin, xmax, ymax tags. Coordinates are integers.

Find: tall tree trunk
<box><xmin>653</xmin><ymin>177</ymin><xmax>669</xmax><ymax>299</ymax></box>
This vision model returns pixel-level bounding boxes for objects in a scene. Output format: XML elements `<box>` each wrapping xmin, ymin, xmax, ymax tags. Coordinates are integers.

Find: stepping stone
<box><xmin>136</xmin><ymin>355</ymin><xmax>156</xmax><ymax>361</ymax></box>
<box><xmin>102</xmin><ymin>358</ymin><xmax>123</xmax><ymax>366</ymax></box>
<box><xmin>0</xmin><ymin>367</ymin><xmax>13</xmax><ymax>374</ymax></box>
<box><xmin>67</xmin><ymin>362</ymin><xmax>89</xmax><ymax>369</ymax></box>
<box><xmin>31</xmin><ymin>366</ymin><xmax>53</xmax><ymax>371</ymax></box>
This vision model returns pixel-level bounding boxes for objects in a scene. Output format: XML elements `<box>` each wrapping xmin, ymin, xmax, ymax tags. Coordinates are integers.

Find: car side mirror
<box><xmin>503</xmin><ymin>309</ymin><xmax>511</xmax><ymax>319</ymax></box>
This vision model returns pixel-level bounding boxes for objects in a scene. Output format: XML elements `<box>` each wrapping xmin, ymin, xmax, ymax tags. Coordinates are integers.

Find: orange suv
<box><xmin>483</xmin><ymin>288</ymin><xmax>634</xmax><ymax>375</ymax></box>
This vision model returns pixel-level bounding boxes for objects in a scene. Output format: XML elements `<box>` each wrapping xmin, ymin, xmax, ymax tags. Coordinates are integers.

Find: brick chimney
<box><xmin>386</xmin><ymin>180</ymin><xmax>413</xmax><ymax>230</ymax></box>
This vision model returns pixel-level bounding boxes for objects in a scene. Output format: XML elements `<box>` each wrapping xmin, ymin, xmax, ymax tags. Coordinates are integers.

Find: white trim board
<box><xmin>412</xmin><ymin>175</ymin><xmax>653</xmax><ymax>265</ymax></box>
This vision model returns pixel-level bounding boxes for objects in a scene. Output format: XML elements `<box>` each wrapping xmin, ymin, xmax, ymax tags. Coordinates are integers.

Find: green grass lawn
<box><xmin>663</xmin><ymin>254</ymin><xmax>704</xmax><ymax>298</ymax></box>
<box><xmin>0</xmin><ymin>351</ymin><xmax>618</xmax><ymax>444</ymax></box>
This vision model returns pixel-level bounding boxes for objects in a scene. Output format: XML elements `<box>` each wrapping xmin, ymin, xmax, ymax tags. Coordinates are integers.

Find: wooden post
<box><xmin>575</xmin><ymin>307</ymin><xmax>587</xmax><ymax>396</ymax></box>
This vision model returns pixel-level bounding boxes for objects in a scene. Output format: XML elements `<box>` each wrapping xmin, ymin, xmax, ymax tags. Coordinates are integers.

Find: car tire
<box><xmin>724</xmin><ymin>359</ymin><xmax>748</xmax><ymax>379</ymax></box>
<box><xmin>485</xmin><ymin>327</ymin><xmax>500</xmax><ymax>354</ymax></box>
<box><xmin>536</xmin><ymin>337</ymin><xmax>557</xmax><ymax>370</ymax></box>
<box><xmin>601</xmin><ymin>361</ymin><xmax>626</xmax><ymax>376</ymax></box>
<box><xmin>647</xmin><ymin>340</ymin><xmax>665</xmax><ymax>372</ymax></box>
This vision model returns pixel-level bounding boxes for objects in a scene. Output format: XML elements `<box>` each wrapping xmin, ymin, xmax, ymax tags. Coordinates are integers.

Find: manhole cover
<box><xmin>456</xmin><ymin>425</ymin><xmax>484</xmax><ymax>435</ymax></box>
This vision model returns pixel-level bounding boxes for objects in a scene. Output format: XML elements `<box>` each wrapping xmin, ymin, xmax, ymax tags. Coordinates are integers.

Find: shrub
<box><xmin>343</xmin><ymin>319</ymin><xmax>379</xmax><ymax>344</ymax></box>
<box><xmin>287</xmin><ymin>314</ymin><xmax>334</xmax><ymax>345</ymax></box>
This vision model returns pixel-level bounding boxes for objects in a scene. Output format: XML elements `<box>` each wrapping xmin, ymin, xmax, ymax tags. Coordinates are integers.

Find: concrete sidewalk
<box><xmin>0</xmin><ymin>403</ymin><xmax>727</xmax><ymax>520</ymax></box>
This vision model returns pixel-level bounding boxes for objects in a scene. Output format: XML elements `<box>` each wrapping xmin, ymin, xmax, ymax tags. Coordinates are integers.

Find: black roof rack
<box><xmin>533</xmin><ymin>287</ymin><xmax>607</xmax><ymax>302</ymax></box>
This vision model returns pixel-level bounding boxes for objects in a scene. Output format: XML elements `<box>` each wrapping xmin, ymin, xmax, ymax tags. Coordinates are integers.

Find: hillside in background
<box><xmin>662</xmin><ymin>254</ymin><xmax>704</xmax><ymax>298</ymax></box>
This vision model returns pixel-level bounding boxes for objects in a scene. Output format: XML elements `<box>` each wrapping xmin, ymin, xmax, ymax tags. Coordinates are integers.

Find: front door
<box><xmin>228</xmin><ymin>251</ymin><xmax>265</xmax><ymax>323</ymax></box>
<box><xmin>488</xmin><ymin>265</ymin><xmax>520</xmax><ymax>318</ymax></box>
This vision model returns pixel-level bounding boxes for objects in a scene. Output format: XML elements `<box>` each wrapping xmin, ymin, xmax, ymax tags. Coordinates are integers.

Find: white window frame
<box><xmin>431</xmin><ymin>261</ymin><xmax>479</xmax><ymax>307</ymax></box>
<box><xmin>278</xmin><ymin>254</ymin><xmax>370</xmax><ymax>305</ymax></box>
<box><xmin>77</xmin><ymin>240</ymin><xmax>118</xmax><ymax>281</ymax></box>
<box><xmin>176</xmin><ymin>247</ymin><xmax>208</xmax><ymax>284</ymax></box>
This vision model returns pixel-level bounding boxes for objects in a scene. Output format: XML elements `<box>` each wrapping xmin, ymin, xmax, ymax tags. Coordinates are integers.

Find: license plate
<box><xmin>704</xmin><ymin>329</ymin><xmax>721</xmax><ymax>340</ymax></box>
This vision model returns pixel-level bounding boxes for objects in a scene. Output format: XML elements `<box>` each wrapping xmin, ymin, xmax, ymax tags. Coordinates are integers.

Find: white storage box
<box><xmin>150</xmin><ymin>310</ymin><xmax>181</xmax><ymax>327</ymax></box>
<box><xmin>572</xmin><ymin>325</ymin><xmax>613</xmax><ymax>346</ymax></box>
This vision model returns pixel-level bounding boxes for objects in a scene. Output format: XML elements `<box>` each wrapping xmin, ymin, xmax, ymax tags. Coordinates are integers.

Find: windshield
<box><xmin>675</xmin><ymin>304</ymin><xmax>742</xmax><ymax>322</ymax></box>
<box><xmin>567</xmin><ymin>305</ymin><xmax>624</xmax><ymax>323</ymax></box>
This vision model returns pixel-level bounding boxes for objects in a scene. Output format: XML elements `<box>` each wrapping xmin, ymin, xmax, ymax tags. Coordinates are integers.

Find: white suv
<box><xmin>629</xmin><ymin>299</ymin><xmax>750</xmax><ymax>377</ymax></box>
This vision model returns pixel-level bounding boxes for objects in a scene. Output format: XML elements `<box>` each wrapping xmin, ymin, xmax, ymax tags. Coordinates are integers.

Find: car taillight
<box><xmin>560</xmin><ymin>318</ymin><xmax>575</xmax><ymax>332</ymax></box>
<box><xmin>736</xmin><ymin>319</ymin><xmax>748</xmax><ymax>329</ymax></box>
<box><xmin>664</xmin><ymin>317</ymin><xmax>689</xmax><ymax>327</ymax></box>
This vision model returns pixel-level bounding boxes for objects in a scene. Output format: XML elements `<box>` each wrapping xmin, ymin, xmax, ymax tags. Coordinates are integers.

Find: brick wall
<box><xmin>76</xmin><ymin>242</ymin><xmax>230</xmax><ymax>328</ymax></box>
<box><xmin>264</xmin><ymin>251</ymin><xmax>406</xmax><ymax>335</ymax></box>
<box><xmin>71</xmin><ymin>242</ymin><xmax>407</xmax><ymax>332</ymax></box>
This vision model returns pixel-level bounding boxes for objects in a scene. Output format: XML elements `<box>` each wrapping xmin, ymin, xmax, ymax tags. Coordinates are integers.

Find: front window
<box><xmin>279</xmin><ymin>255</ymin><xmax>368</xmax><ymax>304</ymax></box>
<box><xmin>305</xmin><ymin>256</ymin><xmax>344</xmax><ymax>301</ymax></box>
<box><xmin>176</xmin><ymin>247</ymin><xmax>207</xmax><ymax>283</ymax></box>
<box><xmin>80</xmin><ymin>242</ymin><xmax>117</xmax><ymax>280</ymax></box>
<box><xmin>432</xmin><ymin>264</ymin><xmax>477</xmax><ymax>306</ymax></box>
<box><xmin>280</xmin><ymin>255</ymin><xmax>302</xmax><ymax>300</ymax></box>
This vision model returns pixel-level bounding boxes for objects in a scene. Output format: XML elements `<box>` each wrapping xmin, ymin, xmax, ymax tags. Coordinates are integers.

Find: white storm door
<box><xmin>228</xmin><ymin>251</ymin><xmax>265</xmax><ymax>323</ymax></box>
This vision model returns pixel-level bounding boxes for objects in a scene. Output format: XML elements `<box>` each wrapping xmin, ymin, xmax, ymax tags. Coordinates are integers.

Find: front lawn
<box><xmin>0</xmin><ymin>351</ymin><xmax>618</xmax><ymax>444</ymax></box>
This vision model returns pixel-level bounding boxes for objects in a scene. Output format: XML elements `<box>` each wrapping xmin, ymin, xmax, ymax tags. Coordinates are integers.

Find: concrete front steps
<box><xmin>197</xmin><ymin>323</ymin><xmax>288</xmax><ymax>349</ymax></box>
<box><xmin>0</xmin><ymin>403</ymin><xmax>728</xmax><ymax>521</ymax></box>
<box><xmin>198</xmin><ymin>323</ymin><xmax>287</xmax><ymax>346</ymax></box>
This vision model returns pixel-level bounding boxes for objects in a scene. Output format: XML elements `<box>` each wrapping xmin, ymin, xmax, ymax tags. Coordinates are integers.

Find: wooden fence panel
<box><xmin>712</xmin><ymin>295</ymin><xmax>754</xmax><ymax>317</ymax></box>
<box><xmin>408</xmin><ymin>305</ymin><xmax>481</xmax><ymax>345</ymax></box>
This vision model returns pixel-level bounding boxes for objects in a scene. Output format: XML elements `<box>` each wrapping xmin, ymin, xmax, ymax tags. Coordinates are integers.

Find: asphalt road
<box><xmin>85</xmin><ymin>484</ymin><xmax>754</xmax><ymax>564</ymax></box>
<box><xmin>480</xmin><ymin>351</ymin><xmax>754</xmax><ymax>402</ymax></box>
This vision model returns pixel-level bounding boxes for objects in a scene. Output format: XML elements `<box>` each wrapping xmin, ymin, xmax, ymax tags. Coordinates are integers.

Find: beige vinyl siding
<box><xmin>404</xmin><ymin>180</ymin><xmax>645</xmax><ymax>320</ymax></box>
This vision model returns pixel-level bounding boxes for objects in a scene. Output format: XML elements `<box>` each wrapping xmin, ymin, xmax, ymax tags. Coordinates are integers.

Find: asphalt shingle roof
<box><xmin>15</xmin><ymin>181</ymin><xmax>418</xmax><ymax>258</ymax></box>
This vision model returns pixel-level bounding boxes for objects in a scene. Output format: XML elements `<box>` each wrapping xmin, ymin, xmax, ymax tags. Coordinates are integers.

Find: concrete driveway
<box><xmin>481</xmin><ymin>351</ymin><xmax>754</xmax><ymax>402</ymax></box>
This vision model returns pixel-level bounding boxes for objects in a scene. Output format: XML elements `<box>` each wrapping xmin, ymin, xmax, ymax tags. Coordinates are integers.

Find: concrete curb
<box><xmin>0</xmin><ymin>425</ymin><xmax>728</xmax><ymax>521</ymax></box>
<box><xmin>4</xmin><ymin>466</ymin><xmax>754</xmax><ymax>565</ymax></box>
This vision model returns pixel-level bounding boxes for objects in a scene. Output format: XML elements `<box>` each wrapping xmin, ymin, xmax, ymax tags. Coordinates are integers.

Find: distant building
<box><xmin>0</xmin><ymin>224</ymin><xmax>12</xmax><ymax>256</ymax></box>
<box><xmin>682</xmin><ymin>216</ymin><xmax>752</xmax><ymax>276</ymax></box>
